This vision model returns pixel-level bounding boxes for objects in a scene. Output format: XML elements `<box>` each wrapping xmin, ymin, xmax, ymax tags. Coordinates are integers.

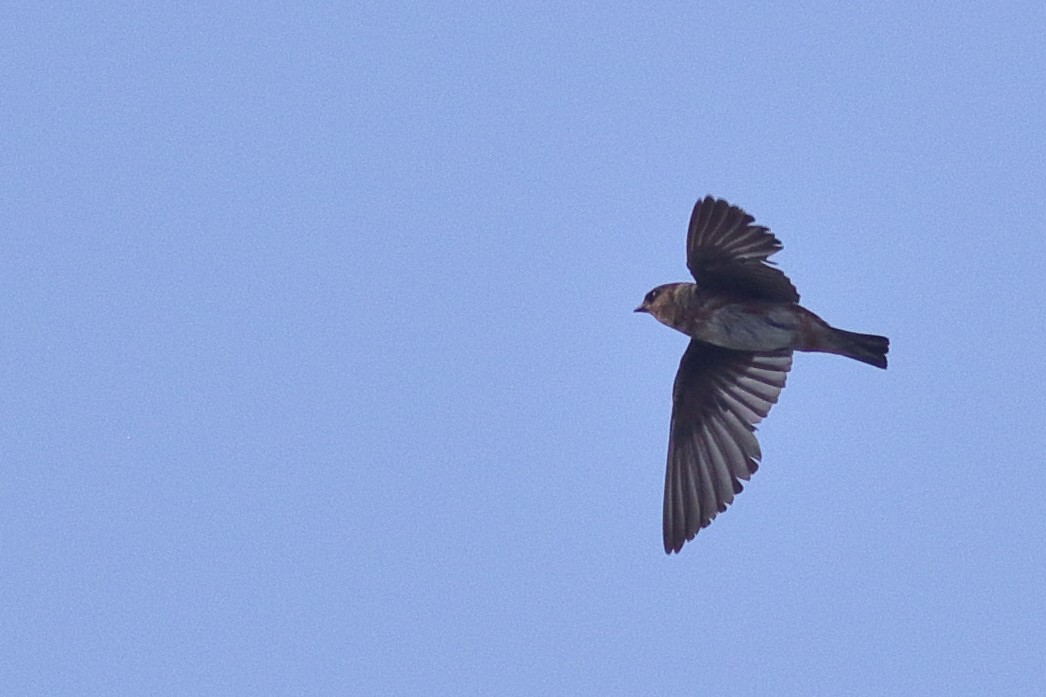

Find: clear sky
<box><xmin>3</xmin><ymin>2</ymin><xmax>1045</xmax><ymax>695</ymax></box>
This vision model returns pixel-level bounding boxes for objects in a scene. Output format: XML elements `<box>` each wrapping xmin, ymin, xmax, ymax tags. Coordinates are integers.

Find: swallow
<box><xmin>635</xmin><ymin>196</ymin><xmax>889</xmax><ymax>554</ymax></box>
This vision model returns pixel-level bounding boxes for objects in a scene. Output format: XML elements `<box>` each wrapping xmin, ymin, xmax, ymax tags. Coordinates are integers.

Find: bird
<box><xmin>635</xmin><ymin>196</ymin><xmax>889</xmax><ymax>554</ymax></box>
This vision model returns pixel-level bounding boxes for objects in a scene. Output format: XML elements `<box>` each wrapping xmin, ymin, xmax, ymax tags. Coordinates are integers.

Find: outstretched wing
<box><xmin>686</xmin><ymin>196</ymin><xmax>799</xmax><ymax>302</ymax></box>
<box><xmin>663</xmin><ymin>340</ymin><xmax>792</xmax><ymax>554</ymax></box>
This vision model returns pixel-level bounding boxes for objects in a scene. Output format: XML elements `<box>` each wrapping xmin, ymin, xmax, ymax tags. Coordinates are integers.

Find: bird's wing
<box><xmin>663</xmin><ymin>340</ymin><xmax>792</xmax><ymax>554</ymax></box>
<box><xmin>686</xmin><ymin>196</ymin><xmax>800</xmax><ymax>302</ymax></box>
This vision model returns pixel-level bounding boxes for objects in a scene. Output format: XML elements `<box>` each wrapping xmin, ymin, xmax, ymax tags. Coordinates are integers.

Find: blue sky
<box><xmin>3</xmin><ymin>2</ymin><xmax>1045</xmax><ymax>695</ymax></box>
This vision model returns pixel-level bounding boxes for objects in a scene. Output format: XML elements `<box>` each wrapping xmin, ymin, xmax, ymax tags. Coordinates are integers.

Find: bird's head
<box><xmin>634</xmin><ymin>283</ymin><xmax>688</xmax><ymax>325</ymax></box>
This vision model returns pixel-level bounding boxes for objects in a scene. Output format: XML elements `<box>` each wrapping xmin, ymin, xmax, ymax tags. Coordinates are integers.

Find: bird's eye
<box><xmin>646</xmin><ymin>289</ymin><xmax>660</xmax><ymax>303</ymax></box>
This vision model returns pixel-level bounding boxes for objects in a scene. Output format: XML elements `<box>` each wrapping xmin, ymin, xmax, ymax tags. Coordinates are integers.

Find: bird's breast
<box><xmin>674</xmin><ymin>297</ymin><xmax>801</xmax><ymax>352</ymax></box>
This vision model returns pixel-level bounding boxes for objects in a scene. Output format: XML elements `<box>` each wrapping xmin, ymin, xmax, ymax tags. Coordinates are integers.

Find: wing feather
<box><xmin>663</xmin><ymin>341</ymin><xmax>792</xmax><ymax>553</ymax></box>
<box><xmin>685</xmin><ymin>196</ymin><xmax>800</xmax><ymax>302</ymax></box>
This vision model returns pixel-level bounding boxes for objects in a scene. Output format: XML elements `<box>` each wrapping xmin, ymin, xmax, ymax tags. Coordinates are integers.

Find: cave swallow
<box><xmin>635</xmin><ymin>196</ymin><xmax>889</xmax><ymax>553</ymax></box>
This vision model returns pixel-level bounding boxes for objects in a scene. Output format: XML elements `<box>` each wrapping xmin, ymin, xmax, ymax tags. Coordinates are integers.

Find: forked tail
<box><xmin>827</xmin><ymin>328</ymin><xmax>890</xmax><ymax>369</ymax></box>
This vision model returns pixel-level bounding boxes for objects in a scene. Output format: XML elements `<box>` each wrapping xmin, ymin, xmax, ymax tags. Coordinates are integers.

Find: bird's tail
<box><xmin>824</xmin><ymin>327</ymin><xmax>890</xmax><ymax>369</ymax></box>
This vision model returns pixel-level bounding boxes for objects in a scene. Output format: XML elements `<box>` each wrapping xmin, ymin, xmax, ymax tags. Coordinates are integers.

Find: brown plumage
<box><xmin>635</xmin><ymin>196</ymin><xmax>889</xmax><ymax>554</ymax></box>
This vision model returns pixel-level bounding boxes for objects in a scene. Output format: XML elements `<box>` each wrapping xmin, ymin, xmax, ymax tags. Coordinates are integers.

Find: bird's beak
<box><xmin>634</xmin><ymin>304</ymin><xmax>647</xmax><ymax>313</ymax></box>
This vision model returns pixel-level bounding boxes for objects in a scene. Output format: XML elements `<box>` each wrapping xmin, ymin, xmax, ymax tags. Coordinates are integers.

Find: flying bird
<box><xmin>635</xmin><ymin>196</ymin><xmax>889</xmax><ymax>554</ymax></box>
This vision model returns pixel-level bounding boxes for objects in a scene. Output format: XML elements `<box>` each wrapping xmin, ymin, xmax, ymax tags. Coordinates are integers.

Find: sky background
<box><xmin>3</xmin><ymin>2</ymin><xmax>1045</xmax><ymax>695</ymax></box>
